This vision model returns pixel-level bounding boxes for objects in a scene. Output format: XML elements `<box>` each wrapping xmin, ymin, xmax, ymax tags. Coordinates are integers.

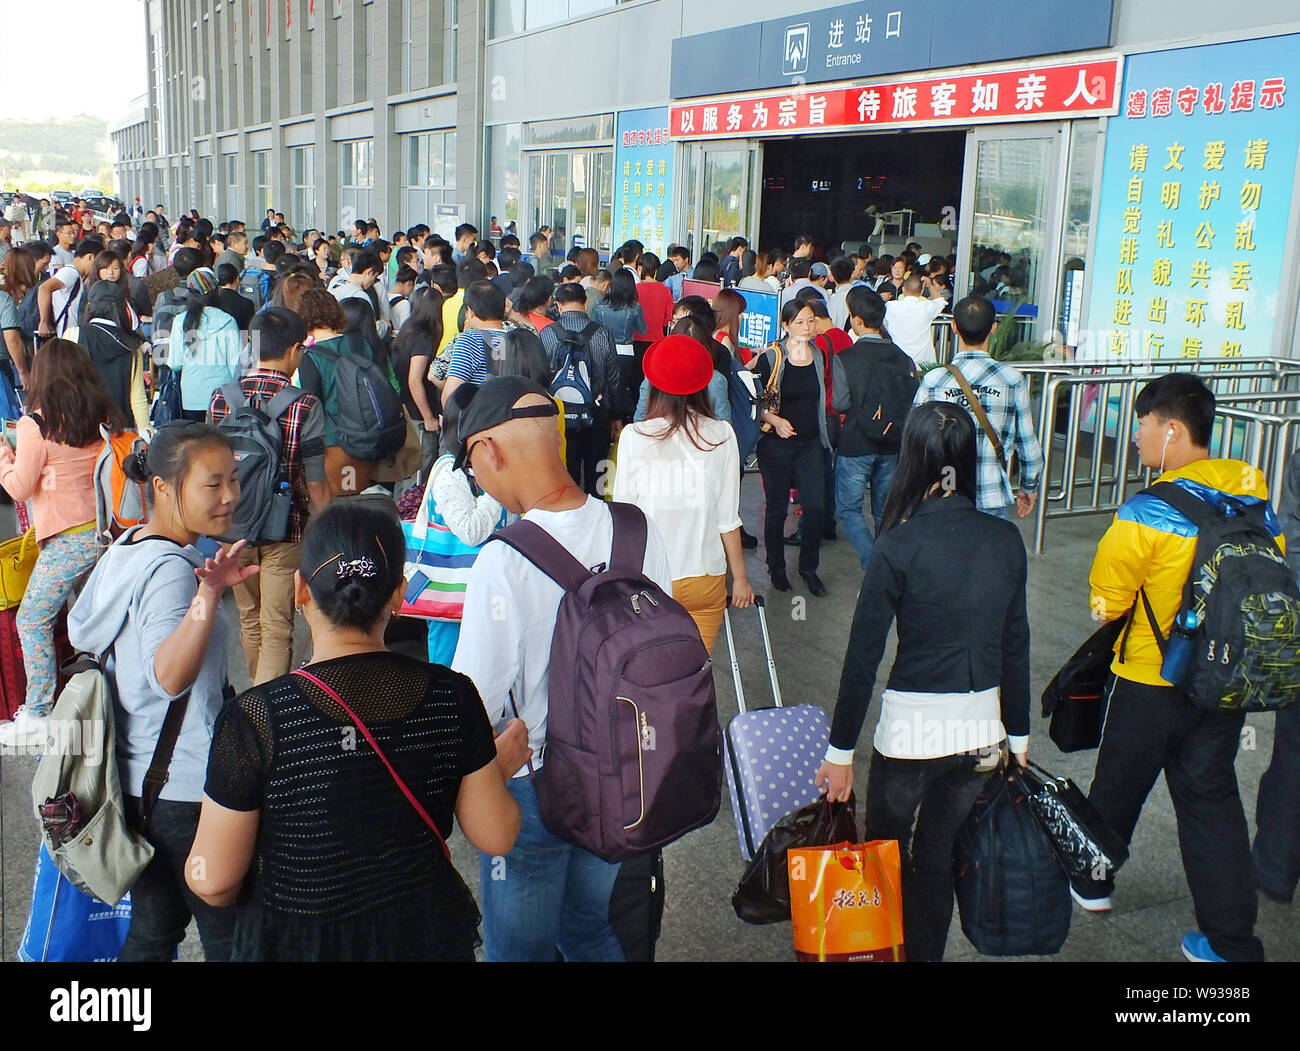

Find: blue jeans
<box><xmin>478</xmin><ymin>776</ymin><xmax>625</xmax><ymax>962</ymax></box>
<box><xmin>835</xmin><ymin>453</ymin><xmax>898</xmax><ymax>569</ymax></box>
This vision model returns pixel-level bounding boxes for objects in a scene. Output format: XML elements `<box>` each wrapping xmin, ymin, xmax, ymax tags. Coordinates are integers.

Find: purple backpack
<box><xmin>493</xmin><ymin>502</ymin><xmax>723</xmax><ymax>862</ymax></box>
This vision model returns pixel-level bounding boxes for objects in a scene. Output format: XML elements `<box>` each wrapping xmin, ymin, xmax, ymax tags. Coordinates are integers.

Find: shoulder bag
<box><xmin>944</xmin><ymin>364</ymin><xmax>1017</xmax><ymax>476</ymax></box>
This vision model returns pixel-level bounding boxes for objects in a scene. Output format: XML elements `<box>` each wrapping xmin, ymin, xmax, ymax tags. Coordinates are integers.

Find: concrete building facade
<box><xmin>114</xmin><ymin>0</ymin><xmax>1300</xmax><ymax>358</ymax></box>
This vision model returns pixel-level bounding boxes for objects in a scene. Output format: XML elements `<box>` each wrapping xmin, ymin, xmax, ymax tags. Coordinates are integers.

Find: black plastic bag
<box><xmin>731</xmin><ymin>795</ymin><xmax>858</xmax><ymax>925</ymax></box>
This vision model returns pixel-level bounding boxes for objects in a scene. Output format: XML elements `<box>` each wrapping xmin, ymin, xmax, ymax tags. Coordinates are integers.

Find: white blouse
<box><xmin>612</xmin><ymin>414</ymin><xmax>742</xmax><ymax>581</ymax></box>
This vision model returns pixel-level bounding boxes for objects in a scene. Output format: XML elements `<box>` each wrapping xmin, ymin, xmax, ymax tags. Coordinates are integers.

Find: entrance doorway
<box><xmin>758</xmin><ymin>130</ymin><xmax>965</xmax><ymax>259</ymax></box>
<box><xmin>524</xmin><ymin>149</ymin><xmax>616</xmax><ymax>255</ymax></box>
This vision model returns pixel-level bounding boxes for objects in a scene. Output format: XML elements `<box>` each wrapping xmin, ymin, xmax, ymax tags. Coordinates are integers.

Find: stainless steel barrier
<box><xmin>1028</xmin><ymin>362</ymin><xmax>1300</xmax><ymax>553</ymax></box>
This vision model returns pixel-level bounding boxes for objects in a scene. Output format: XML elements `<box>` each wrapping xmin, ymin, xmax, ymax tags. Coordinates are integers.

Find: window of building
<box><xmin>340</xmin><ymin>140</ymin><xmax>375</xmax><ymax>228</ymax></box>
<box><xmin>444</xmin><ymin>0</ymin><xmax>458</xmax><ymax>83</ymax></box>
<box><xmin>401</xmin><ymin>130</ymin><xmax>458</xmax><ymax>230</ymax></box>
<box><xmin>485</xmin><ymin>123</ymin><xmax>522</xmax><ymax>229</ymax></box>
<box><xmin>254</xmin><ymin>150</ymin><xmax>272</xmax><ymax>215</ymax></box>
<box><xmin>490</xmin><ymin>0</ymin><xmax>629</xmax><ymax>38</ymax></box>
<box><xmin>292</xmin><ymin>146</ymin><xmax>315</xmax><ymax>230</ymax></box>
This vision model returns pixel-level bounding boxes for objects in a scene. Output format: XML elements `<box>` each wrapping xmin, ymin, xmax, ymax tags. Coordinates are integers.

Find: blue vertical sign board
<box><xmin>613</xmin><ymin>108</ymin><xmax>674</xmax><ymax>259</ymax></box>
<box><xmin>1086</xmin><ymin>36</ymin><xmax>1300</xmax><ymax>361</ymax></box>
<box><xmin>737</xmin><ymin>287</ymin><xmax>781</xmax><ymax>353</ymax></box>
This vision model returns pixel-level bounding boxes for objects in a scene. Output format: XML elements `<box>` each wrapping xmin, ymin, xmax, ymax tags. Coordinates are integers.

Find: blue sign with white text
<box><xmin>670</xmin><ymin>0</ymin><xmax>1114</xmax><ymax>99</ymax></box>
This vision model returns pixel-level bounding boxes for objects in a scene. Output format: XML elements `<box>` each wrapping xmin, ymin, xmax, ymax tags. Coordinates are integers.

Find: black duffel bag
<box><xmin>953</xmin><ymin>771</ymin><xmax>1071</xmax><ymax>956</ymax></box>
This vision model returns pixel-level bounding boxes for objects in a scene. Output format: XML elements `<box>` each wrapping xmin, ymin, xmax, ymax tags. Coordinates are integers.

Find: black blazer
<box><xmin>830</xmin><ymin>492</ymin><xmax>1030</xmax><ymax>752</ymax></box>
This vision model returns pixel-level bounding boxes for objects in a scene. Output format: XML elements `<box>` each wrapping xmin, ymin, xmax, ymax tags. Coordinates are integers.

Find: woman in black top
<box><xmin>751</xmin><ymin>300</ymin><xmax>831</xmax><ymax>595</ymax></box>
<box><xmin>187</xmin><ymin>501</ymin><xmax>526</xmax><ymax>961</ymax></box>
<box><xmin>816</xmin><ymin>402</ymin><xmax>1031</xmax><ymax>961</ymax></box>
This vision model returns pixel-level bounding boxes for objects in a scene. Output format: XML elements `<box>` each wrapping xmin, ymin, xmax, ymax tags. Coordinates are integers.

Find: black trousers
<box><xmin>1254</xmin><ymin>701</ymin><xmax>1300</xmax><ymax>902</ymax></box>
<box><xmin>566</xmin><ymin>420</ymin><xmax>611</xmax><ymax>497</ymax></box>
<box><xmin>1087</xmin><ymin>675</ymin><xmax>1263</xmax><ymax>960</ymax></box>
<box><xmin>863</xmin><ymin>749</ymin><xmax>988</xmax><ymax>962</ymax></box>
<box><xmin>120</xmin><ymin>797</ymin><xmax>236</xmax><ymax>962</ymax></box>
<box><xmin>757</xmin><ymin>434</ymin><xmax>824</xmax><ymax>574</ymax></box>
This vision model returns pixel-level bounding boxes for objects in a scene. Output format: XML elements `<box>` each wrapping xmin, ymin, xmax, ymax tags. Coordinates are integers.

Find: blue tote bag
<box><xmin>18</xmin><ymin>844</ymin><xmax>133</xmax><ymax>962</ymax></box>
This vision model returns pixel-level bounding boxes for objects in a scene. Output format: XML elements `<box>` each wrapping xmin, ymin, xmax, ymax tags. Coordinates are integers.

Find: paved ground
<box><xmin>1</xmin><ymin>475</ymin><xmax>1296</xmax><ymax>963</ymax></box>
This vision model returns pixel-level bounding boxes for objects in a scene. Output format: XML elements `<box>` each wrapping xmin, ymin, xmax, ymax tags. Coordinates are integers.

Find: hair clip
<box><xmin>338</xmin><ymin>557</ymin><xmax>377</xmax><ymax>580</ymax></box>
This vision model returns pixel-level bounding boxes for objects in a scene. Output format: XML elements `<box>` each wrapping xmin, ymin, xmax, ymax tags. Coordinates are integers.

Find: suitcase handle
<box><xmin>722</xmin><ymin>595</ymin><xmax>783</xmax><ymax>715</ymax></box>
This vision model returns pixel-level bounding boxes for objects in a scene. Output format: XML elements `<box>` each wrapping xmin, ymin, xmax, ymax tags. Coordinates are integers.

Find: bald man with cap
<box><xmin>450</xmin><ymin>375</ymin><xmax>672</xmax><ymax>962</ymax></box>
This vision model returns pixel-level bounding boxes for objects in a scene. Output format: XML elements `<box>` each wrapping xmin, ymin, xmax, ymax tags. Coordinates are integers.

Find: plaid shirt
<box><xmin>913</xmin><ymin>351</ymin><xmax>1044</xmax><ymax>512</ymax></box>
<box><xmin>208</xmin><ymin>369</ymin><xmax>326</xmax><ymax>542</ymax></box>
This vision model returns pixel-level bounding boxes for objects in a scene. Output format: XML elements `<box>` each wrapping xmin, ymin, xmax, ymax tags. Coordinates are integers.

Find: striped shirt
<box><xmin>913</xmin><ymin>351</ymin><xmax>1045</xmax><ymax>512</ymax></box>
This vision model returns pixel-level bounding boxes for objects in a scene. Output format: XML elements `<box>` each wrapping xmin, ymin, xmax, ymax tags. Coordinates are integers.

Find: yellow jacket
<box><xmin>1089</xmin><ymin>458</ymin><xmax>1283</xmax><ymax>686</ymax></box>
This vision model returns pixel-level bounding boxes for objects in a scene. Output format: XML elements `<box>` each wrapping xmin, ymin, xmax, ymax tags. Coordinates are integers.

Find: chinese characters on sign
<box><xmin>612</xmin><ymin>108</ymin><xmax>675</xmax><ymax>259</ymax></box>
<box><xmin>670</xmin><ymin>58</ymin><xmax>1121</xmax><ymax>139</ymax></box>
<box><xmin>1088</xmin><ymin>35</ymin><xmax>1300</xmax><ymax>361</ymax></box>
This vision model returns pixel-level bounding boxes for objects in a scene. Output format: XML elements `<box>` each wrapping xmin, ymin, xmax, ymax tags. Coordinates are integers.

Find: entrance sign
<box><xmin>670</xmin><ymin>58</ymin><xmax>1121</xmax><ymax>140</ymax></box>
<box><xmin>670</xmin><ymin>0</ymin><xmax>1114</xmax><ymax>99</ymax></box>
<box><xmin>1086</xmin><ymin>35</ymin><xmax>1300</xmax><ymax>361</ymax></box>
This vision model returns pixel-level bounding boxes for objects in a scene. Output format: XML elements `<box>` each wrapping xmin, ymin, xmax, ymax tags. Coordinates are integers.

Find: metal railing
<box><xmin>1025</xmin><ymin>359</ymin><xmax>1300</xmax><ymax>553</ymax></box>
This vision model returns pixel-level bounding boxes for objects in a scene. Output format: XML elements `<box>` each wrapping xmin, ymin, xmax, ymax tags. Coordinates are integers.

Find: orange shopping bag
<box><xmin>788</xmin><ymin>840</ymin><xmax>905</xmax><ymax>962</ymax></box>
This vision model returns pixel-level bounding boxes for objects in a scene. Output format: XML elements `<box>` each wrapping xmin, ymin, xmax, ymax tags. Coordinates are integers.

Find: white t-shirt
<box><xmin>452</xmin><ymin>495</ymin><xmax>672</xmax><ymax>776</ymax></box>
<box><xmin>612</xmin><ymin>415</ymin><xmax>741</xmax><ymax>581</ymax></box>
<box><xmin>129</xmin><ymin>254</ymin><xmax>150</xmax><ymax>278</ymax></box>
<box><xmin>885</xmin><ymin>295</ymin><xmax>947</xmax><ymax>367</ymax></box>
<box><xmin>51</xmin><ymin>264</ymin><xmax>83</xmax><ymax>335</ymax></box>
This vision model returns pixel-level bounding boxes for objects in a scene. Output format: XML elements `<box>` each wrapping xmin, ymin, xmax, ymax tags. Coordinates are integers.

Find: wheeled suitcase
<box><xmin>0</xmin><ymin>607</ymin><xmax>73</xmax><ymax>721</ymax></box>
<box><xmin>722</xmin><ymin>596</ymin><xmax>831</xmax><ymax>861</ymax></box>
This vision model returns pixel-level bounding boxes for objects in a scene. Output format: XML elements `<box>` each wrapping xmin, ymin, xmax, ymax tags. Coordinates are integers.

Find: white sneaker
<box><xmin>1070</xmin><ymin>884</ymin><xmax>1113</xmax><ymax>913</ymax></box>
<box><xmin>0</xmin><ymin>705</ymin><xmax>52</xmax><ymax>753</ymax></box>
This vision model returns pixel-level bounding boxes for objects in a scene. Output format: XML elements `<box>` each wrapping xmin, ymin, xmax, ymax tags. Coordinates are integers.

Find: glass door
<box><xmin>677</xmin><ymin>141</ymin><xmax>763</xmax><ymax>259</ymax></box>
<box><xmin>524</xmin><ymin>148</ymin><xmax>616</xmax><ymax>256</ymax></box>
<box><xmin>957</xmin><ymin>123</ymin><xmax>1065</xmax><ymax>342</ymax></box>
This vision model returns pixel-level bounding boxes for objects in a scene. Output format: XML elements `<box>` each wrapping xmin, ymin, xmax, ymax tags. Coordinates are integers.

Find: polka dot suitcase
<box><xmin>722</xmin><ymin>598</ymin><xmax>830</xmax><ymax>861</ymax></box>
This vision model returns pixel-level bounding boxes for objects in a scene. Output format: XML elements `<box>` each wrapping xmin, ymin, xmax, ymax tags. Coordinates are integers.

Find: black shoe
<box><xmin>800</xmin><ymin>572</ymin><xmax>826</xmax><ymax>597</ymax></box>
<box><xmin>784</xmin><ymin>532</ymin><xmax>801</xmax><ymax>545</ymax></box>
<box><xmin>769</xmin><ymin>566</ymin><xmax>792</xmax><ymax>591</ymax></box>
<box><xmin>739</xmin><ymin>527</ymin><xmax>758</xmax><ymax>549</ymax></box>
<box><xmin>822</xmin><ymin>528</ymin><xmax>838</xmax><ymax>542</ymax></box>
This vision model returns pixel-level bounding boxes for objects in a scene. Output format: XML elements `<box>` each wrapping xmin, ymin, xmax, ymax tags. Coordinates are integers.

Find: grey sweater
<box><xmin>68</xmin><ymin>527</ymin><xmax>231</xmax><ymax>803</ymax></box>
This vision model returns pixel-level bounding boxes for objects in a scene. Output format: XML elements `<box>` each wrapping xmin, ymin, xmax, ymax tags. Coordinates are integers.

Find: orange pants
<box><xmin>672</xmin><ymin>574</ymin><xmax>727</xmax><ymax>652</ymax></box>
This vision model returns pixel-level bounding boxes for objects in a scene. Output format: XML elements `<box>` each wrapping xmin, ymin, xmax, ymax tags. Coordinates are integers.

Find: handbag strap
<box><xmin>944</xmin><ymin>364</ymin><xmax>1007</xmax><ymax>471</ymax></box>
<box><xmin>291</xmin><ymin>668</ymin><xmax>451</xmax><ymax>860</ymax></box>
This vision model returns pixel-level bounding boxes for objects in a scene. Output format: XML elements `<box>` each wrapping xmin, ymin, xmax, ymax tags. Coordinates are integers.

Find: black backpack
<box><xmin>851</xmin><ymin>342</ymin><xmax>919</xmax><ymax>445</ymax></box>
<box><xmin>1137</xmin><ymin>480</ymin><xmax>1300</xmax><ymax>713</ymax></box>
<box><xmin>953</xmin><ymin>773</ymin><xmax>1071</xmax><ymax>957</ymax></box>
<box><xmin>549</xmin><ymin>321</ymin><xmax>599</xmax><ymax>430</ymax></box>
<box><xmin>213</xmin><ymin>380</ymin><xmax>303</xmax><ymax>543</ymax></box>
<box><xmin>308</xmin><ymin>344</ymin><xmax>407</xmax><ymax>462</ymax></box>
<box><xmin>16</xmin><ymin>285</ymin><xmax>40</xmax><ymax>342</ymax></box>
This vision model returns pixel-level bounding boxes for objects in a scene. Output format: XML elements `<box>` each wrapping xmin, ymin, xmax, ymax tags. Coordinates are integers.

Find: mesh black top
<box><xmin>204</xmin><ymin>651</ymin><xmax>498</xmax><ymax>961</ymax></box>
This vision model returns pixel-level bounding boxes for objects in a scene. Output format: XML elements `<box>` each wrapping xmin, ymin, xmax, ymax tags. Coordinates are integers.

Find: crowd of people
<box><xmin>0</xmin><ymin>202</ymin><xmax>1294</xmax><ymax>965</ymax></box>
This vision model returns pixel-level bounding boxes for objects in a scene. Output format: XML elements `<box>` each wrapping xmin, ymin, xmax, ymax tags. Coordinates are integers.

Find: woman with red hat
<box><xmin>612</xmin><ymin>333</ymin><xmax>755</xmax><ymax>651</ymax></box>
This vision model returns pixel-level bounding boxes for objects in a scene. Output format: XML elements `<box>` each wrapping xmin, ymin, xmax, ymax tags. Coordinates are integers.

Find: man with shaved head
<box><xmin>451</xmin><ymin>375</ymin><xmax>672</xmax><ymax>962</ymax></box>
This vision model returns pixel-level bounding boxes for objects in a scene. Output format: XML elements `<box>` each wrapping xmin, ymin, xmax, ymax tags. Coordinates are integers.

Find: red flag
<box><xmin>286</xmin><ymin>0</ymin><xmax>292</xmax><ymax>29</ymax></box>
<box><xmin>266</xmin><ymin>0</ymin><xmax>271</xmax><ymax>37</ymax></box>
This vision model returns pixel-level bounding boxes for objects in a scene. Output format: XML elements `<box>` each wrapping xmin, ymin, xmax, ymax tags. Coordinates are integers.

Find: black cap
<box><xmin>452</xmin><ymin>375</ymin><xmax>558</xmax><ymax>472</ymax></box>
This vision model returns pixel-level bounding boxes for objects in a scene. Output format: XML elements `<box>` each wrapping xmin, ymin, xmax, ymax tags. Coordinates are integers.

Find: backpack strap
<box><xmin>1118</xmin><ymin>587</ymin><xmax>1164</xmax><ymax>663</ymax></box>
<box><xmin>220</xmin><ymin>379</ymin><xmax>249</xmax><ymax>411</ymax></box>
<box><xmin>608</xmin><ymin>501</ymin><xmax>649</xmax><ymax>576</ymax></box>
<box><xmin>262</xmin><ymin>384</ymin><xmax>305</xmax><ymax>422</ymax></box>
<box><xmin>140</xmin><ymin>687</ymin><xmax>193</xmax><ymax>823</ymax></box>
<box><xmin>1144</xmin><ymin>480</ymin><xmax>1219</xmax><ymax>529</ymax></box>
<box><xmin>491</xmin><ymin>519</ymin><xmax>594</xmax><ymax>595</ymax></box>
